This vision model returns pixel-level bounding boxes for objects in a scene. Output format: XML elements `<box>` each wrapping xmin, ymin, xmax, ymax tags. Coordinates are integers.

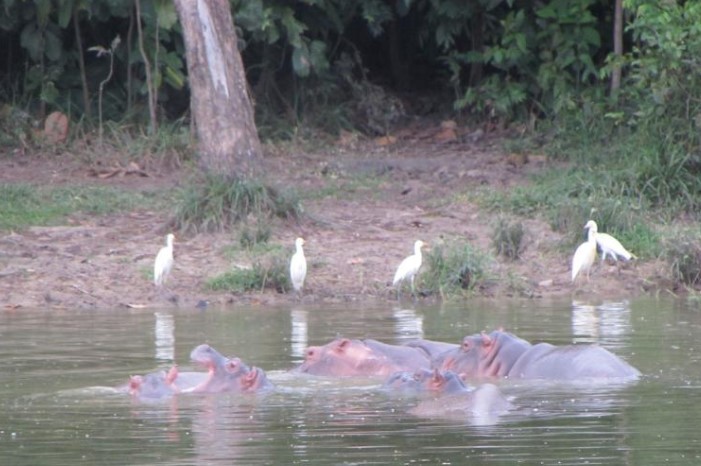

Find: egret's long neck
<box><xmin>414</xmin><ymin>244</ymin><xmax>422</xmax><ymax>257</ymax></box>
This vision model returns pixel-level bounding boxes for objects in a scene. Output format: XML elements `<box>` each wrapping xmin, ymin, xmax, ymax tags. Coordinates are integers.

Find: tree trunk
<box><xmin>610</xmin><ymin>0</ymin><xmax>623</xmax><ymax>95</ymax></box>
<box><xmin>174</xmin><ymin>0</ymin><xmax>262</xmax><ymax>179</ymax></box>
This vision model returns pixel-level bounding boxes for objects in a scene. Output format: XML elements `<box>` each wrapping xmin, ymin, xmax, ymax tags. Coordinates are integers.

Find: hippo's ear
<box><xmin>336</xmin><ymin>338</ymin><xmax>351</xmax><ymax>352</ymax></box>
<box><xmin>129</xmin><ymin>375</ymin><xmax>142</xmax><ymax>391</ymax></box>
<box><xmin>481</xmin><ymin>332</ymin><xmax>493</xmax><ymax>347</ymax></box>
<box><xmin>241</xmin><ymin>369</ymin><xmax>257</xmax><ymax>390</ymax></box>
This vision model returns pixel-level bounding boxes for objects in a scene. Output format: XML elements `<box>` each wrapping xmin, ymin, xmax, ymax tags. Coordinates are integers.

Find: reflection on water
<box><xmin>571</xmin><ymin>300</ymin><xmax>632</xmax><ymax>347</ymax></box>
<box><xmin>392</xmin><ymin>307</ymin><xmax>424</xmax><ymax>341</ymax></box>
<box><xmin>290</xmin><ymin>309</ymin><xmax>309</xmax><ymax>363</ymax></box>
<box><xmin>154</xmin><ymin>312</ymin><xmax>175</xmax><ymax>363</ymax></box>
<box><xmin>2</xmin><ymin>298</ymin><xmax>701</xmax><ymax>465</ymax></box>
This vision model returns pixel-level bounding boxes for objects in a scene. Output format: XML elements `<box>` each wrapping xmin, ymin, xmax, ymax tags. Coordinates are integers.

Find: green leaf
<box><xmin>57</xmin><ymin>0</ymin><xmax>74</xmax><ymax>29</ymax></box>
<box><xmin>280</xmin><ymin>6</ymin><xmax>306</xmax><ymax>48</ymax></box>
<box><xmin>40</xmin><ymin>81</ymin><xmax>59</xmax><ymax>104</ymax></box>
<box><xmin>44</xmin><ymin>28</ymin><xmax>62</xmax><ymax>61</ymax></box>
<box><xmin>536</xmin><ymin>4</ymin><xmax>556</xmax><ymax>19</ymax></box>
<box><xmin>20</xmin><ymin>22</ymin><xmax>42</xmax><ymax>61</ymax></box>
<box><xmin>154</xmin><ymin>0</ymin><xmax>178</xmax><ymax>30</ymax></box>
<box><xmin>292</xmin><ymin>43</ymin><xmax>310</xmax><ymax>77</ymax></box>
<box><xmin>35</xmin><ymin>0</ymin><xmax>52</xmax><ymax>27</ymax></box>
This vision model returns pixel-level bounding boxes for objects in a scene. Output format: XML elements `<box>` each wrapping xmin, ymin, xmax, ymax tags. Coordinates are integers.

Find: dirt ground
<box><xmin>0</xmin><ymin>127</ymin><xmax>669</xmax><ymax>310</ymax></box>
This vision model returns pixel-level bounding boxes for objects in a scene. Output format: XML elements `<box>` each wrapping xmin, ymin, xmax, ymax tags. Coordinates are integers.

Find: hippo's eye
<box><xmin>306</xmin><ymin>348</ymin><xmax>316</xmax><ymax>358</ymax></box>
<box><xmin>226</xmin><ymin>360</ymin><xmax>238</xmax><ymax>371</ymax></box>
<box><xmin>461</xmin><ymin>340</ymin><xmax>472</xmax><ymax>351</ymax></box>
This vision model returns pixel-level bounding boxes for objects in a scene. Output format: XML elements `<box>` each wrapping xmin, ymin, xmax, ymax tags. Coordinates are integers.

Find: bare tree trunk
<box><xmin>610</xmin><ymin>0</ymin><xmax>623</xmax><ymax>95</ymax></box>
<box><xmin>135</xmin><ymin>0</ymin><xmax>158</xmax><ymax>134</ymax></box>
<box><xmin>174</xmin><ymin>0</ymin><xmax>262</xmax><ymax>179</ymax></box>
<box><xmin>73</xmin><ymin>9</ymin><xmax>91</xmax><ymax>120</ymax></box>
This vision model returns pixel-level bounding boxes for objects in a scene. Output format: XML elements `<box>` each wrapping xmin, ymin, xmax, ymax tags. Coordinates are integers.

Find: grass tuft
<box><xmin>206</xmin><ymin>253</ymin><xmax>290</xmax><ymax>293</ymax></box>
<box><xmin>663</xmin><ymin>229</ymin><xmax>701</xmax><ymax>287</ymax></box>
<box><xmin>492</xmin><ymin>218</ymin><xmax>525</xmax><ymax>260</ymax></box>
<box><xmin>171</xmin><ymin>176</ymin><xmax>301</xmax><ymax>234</ymax></box>
<box><xmin>421</xmin><ymin>241</ymin><xmax>493</xmax><ymax>298</ymax></box>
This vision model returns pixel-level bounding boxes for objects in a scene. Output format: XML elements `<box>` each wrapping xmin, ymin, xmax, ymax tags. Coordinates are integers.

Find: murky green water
<box><xmin>1</xmin><ymin>297</ymin><xmax>700</xmax><ymax>465</ymax></box>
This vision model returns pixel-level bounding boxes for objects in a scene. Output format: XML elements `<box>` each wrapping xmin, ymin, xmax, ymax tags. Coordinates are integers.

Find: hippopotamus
<box><xmin>404</xmin><ymin>339</ymin><xmax>460</xmax><ymax>360</ymax></box>
<box><xmin>125</xmin><ymin>366</ymin><xmax>180</xmax><ymax>401</ymax></box>
<box><xmin>295</xmin><ymin>337</ymin><xmax>432</xmax><ymax>377</ymax></box>
<box><xmin>383</xmin><ymin>368</ymin><xmax>513</xmax><ymax>422</ymax></box>
<box><xmin>123</xmin><ymin>344</ymin><xmax>273</xmax><ymax>399</ymax></box>
<box><xmin>185</xmin><ymin>344</ymin><xmax>274</xmax><ymax>393</ymax></box>
<box><xmin>384</xmin><ymin>368</ymin><xmax>468</xmax><ymax>395</ymax></box>
<box><xmin>435</xmin><ymin>329</ymin><xmax>641</xmax><ymax>381</ymax></box>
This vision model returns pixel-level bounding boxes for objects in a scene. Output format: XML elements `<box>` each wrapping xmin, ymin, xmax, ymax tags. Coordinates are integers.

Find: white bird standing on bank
<box><xmin>154</xmin><ymin>233</ymin><xmax>175</xmax><ymax>287</ymax></box>
<box><xmin>571</xmin><ymin>223</ymin><xmax>596</xmax><ymax>283</ymax></box>
<box><xmin>290</xmin><ymin>237</ymin><xmax>307</xmax><ymax>295</ymax></box>
<box><xmin>585</xmin><ymin>220</ymin><xmax>635</xmax><ymax>263</ymax></box>
<box><xmin>393</xmin><ymin>240</ymin><xmax>425</xmax><ymax>299</ymax></box>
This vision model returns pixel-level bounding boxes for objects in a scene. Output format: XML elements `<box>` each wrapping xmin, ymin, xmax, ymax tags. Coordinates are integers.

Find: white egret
<box><xmin>585</xmin><ymin>220</ymin><xmax>635</xmax><ymax>263</ymax></box>
<box><xmin>393</xmin><ymin>240</ymin><xmax>425</xmax><ymax>298</ymax></box>
<box><xmin>290</xmin><ymin>237</ymin><xmax>307</xmax><ymax>294</ymax></box>
<box><xmin>571</xmin><ymin>223</ymin><xmax>596</xmax><ymax>283</ymax></box>
<box><xmin>154</xmin><ymin>233</ymin><xmax>175</xmax><ymax>287</ymax></box>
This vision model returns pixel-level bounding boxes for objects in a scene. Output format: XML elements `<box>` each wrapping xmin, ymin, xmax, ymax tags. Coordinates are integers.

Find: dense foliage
<box><xmin>0</xmin><ymin>0</ymin><xmax>669</xmax><ymax>128</ymax></box>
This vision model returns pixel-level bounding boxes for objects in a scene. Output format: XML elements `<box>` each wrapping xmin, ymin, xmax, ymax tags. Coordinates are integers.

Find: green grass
<box><xmin>171</xmin><ymin>176</ymin><xmax>301</xmax><ymax>234</ymax></box>
<box><xmin>206</xmin><ymin>254</ymin><xmax>290</xmax><ymax>293</ymax></box>
<box><xmin>303</xmin><ymin>173</ymin><xmax>386</xmax><ymax>201</ymax></box>
<box><xmin>477</xmin><ymin>164</ymin><xmax>660</xmax><ymax>259</ymax></box>
<box><xmin>421</xmin><ymin>240</ymin><xmax>494</xmax><ymax>299</ymax></box>
<box><xmin>0</xmin><ymin>183</ymin><xmax>161</xmax><ymax>231</ymax></box>
<box><xmin>662</xmin><ymin>228</ymin><xmax>701</xmax><ymax>287</ymax></box>
<box><xmin>491</xmin><ymin>218</ymin><xmax>524</xmax><ymax>260</ymax></box>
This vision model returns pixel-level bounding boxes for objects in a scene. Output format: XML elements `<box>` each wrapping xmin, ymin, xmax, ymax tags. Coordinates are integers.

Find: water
<box><xmin>1</xmin><ymin>297</ymin><xmax>701</xmax><ymax>465</ymax></box>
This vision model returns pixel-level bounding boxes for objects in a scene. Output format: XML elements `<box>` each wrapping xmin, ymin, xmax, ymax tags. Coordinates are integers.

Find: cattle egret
<box><xmin>154</xmin><ymin>234</ymin><xmax>175</xmax><ymax>287</ymax></box>
<box><xmin>571</xmin><ymin>224</ymin><xmax>596</xmax><ymax>283</ymax></box>
<box><xmin>290</xmin><ymin>237</ymin><xmax>307</xmax><ymax>294</ymax></box>
<box><xmin>585</xmin><ymin>220</ymin><xmax>635</xmax><ymax>263</ymax></box>
<box><xmin>393</xmin><ymin>240</ymin><xmax>425</xmax><ymax>298</ymax></box>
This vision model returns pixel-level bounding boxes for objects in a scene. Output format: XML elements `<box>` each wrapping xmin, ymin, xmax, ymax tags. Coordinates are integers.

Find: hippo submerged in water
<box><xmin>384</xmin><ymin>368</ymin><xmax>513</xmax><ymax>422</ymax></box>
<box><xmin>124</xmin><ymin>344</ymin><xmax>273</xmax><ymax>401</ymax></box>
<box><xmin>294</xmin><ymin>337</ymin><xmax>457</xmax><ymax>377</ymax></box>
<box><xmin>434</xmin><ymin>329</ymin><xmax>641</xmax><ymax>382</ymax></box>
